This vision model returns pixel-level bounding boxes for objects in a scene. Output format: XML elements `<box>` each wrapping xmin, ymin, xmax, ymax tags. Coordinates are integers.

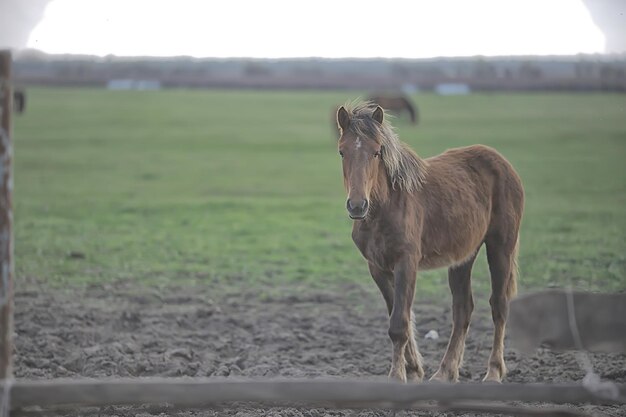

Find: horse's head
<box><xmin>336</xmin><ymin>105</ymin><xmax>385</xmax><ymax>220</ymax></box>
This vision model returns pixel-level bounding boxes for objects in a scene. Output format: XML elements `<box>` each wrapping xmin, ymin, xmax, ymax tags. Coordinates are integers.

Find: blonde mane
<box><xmin>341</xmin><ymin>100</ymin><xmax>427</xmax><ymax>192</ymax></box>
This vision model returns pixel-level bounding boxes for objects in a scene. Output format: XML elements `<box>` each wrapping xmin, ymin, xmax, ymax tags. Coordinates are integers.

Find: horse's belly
<box><xmin>418</xmin><ymin>251</ymin><xmax>475</xmax><ymax>270</ymax></box>
<box><xmin>357</xmin><ymin>231</ymin><xmax>483</xmax><ymax>271</ymax></box>
<box><xmin>354</xmin><ymin>207</ymin><xmax>489</xmax><ymax>271</ymax></box>
<box><xmin>418</xmin><ymin>245</ymin><xmax>479</xmax><ymax>270</ymax></box>
<box><xmin>418</xmin><ymin>255</ymin><xmax>450</xmax><ymax>270</ymax></box>
<box><xmin>419</xmin><ymin>218</ymin><xmax>489</xmax><ymax>270</ymax></box>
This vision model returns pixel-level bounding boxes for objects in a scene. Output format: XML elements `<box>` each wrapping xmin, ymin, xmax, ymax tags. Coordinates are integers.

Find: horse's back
<box><xmin>449</xmin><ymin>144</ymin><xmax>523</xmax><ymax>211</ymax></box>
<box><xmin>427</xmin><ymin>145</ymin><xmax>522</xmax><ymax>194</ymax></box>
<box><xmin>429</xmin><ymin>144</ymin><xmax>523</xmax><ymax>213</ymax></box>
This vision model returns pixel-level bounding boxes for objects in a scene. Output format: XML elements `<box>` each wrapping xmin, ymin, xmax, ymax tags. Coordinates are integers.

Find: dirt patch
<box><xmin>14</xmin><ymin>279</ymin><xmax>626</xmax><ymax>416</ymax></box>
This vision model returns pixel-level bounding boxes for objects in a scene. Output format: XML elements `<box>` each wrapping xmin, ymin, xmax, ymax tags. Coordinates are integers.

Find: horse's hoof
<box><xmin>483</xmin><ymin>361</ymin><xmax>506</xmax><ymax>382</ymax></box>
<box><xmin>388</xmin><ymin>371</ymin><xmax>407</xmax><ymax>383</ymax></box>
<box><xmin>482</xmin><ymin>369</ymin><xmax>504</xmax><ymax>383</ymax></box>
<box><xmin>482</xmin><ymin>373</ymin><xmax>503</xmax><ymax>383</ymax></box>
<box><xmin>429</xmin><ymin>369</ymin><xmax>458</xmax><ymax>383</ymax></box>
<box><xmin>406</xmin><ymin>369</ymin><xmax>424</xmax><ymax>383</ymax></box>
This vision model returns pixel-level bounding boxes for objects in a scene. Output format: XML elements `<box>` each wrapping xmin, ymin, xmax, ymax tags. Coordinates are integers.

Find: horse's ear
<box><xmin>372</xmin><ymin>106</ymin><xmax>384</xmax><ymax>124</ymax></box>
<box><xmin>337</xmin><ymin>106</ymin><xmax>350</xmax><ymax>131</ymax></box>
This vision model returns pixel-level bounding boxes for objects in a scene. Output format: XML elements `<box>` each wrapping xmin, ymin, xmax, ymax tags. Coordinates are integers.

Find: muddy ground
<box><xmin>14</xmin><ymin>278</ymin><xmax>626</xmax><ymax>416</ymax></box>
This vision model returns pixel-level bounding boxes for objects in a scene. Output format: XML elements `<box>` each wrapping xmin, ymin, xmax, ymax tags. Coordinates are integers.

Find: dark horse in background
<box><xmin>336</xmin><ymin>101</ymin><xmax>524</xmax><ymax>383</ymax></box>
<box><xmin>13</xmin><ymin>90</ymin><xmax>26</xmax><ymax>114</ymax></box>
<box><xmin>331</xmin><ymin>94</ymin><xmax>417</xmax><ymax>139</ymax></box>
<box><xmin>367</xmin><ymin>94</ymin><xmax>418</xmax><ymax>125</ymax></box>
<box><xmin>1</xmin><ymin>90</ymin><xmax>26</xmax><ymax>114</ymax></box>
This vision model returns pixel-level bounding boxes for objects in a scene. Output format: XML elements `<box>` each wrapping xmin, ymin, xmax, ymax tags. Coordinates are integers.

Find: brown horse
<box><xmin>336</xmin><ymin>101</ymin><xmax>524</xmax><ymax>383</ymax></box>
<box><xmin>367</xmin><ymin>94</ymin><xmax>418</xmax><ymax>125</ymax></box>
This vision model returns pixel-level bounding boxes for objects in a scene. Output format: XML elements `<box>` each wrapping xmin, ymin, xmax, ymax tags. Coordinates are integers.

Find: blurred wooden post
<box><xmin>509</xmin><ymin>290</ymin><xmax>626</xmax><ymax>354</ymax></box>
<box><xmin>0</xmin><ymin>50</ymin><xmax>14</xmax><ymax>380</ymax></box>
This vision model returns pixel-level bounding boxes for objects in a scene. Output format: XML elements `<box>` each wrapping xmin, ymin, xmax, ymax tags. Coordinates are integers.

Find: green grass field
<box><xmin>13</xmin><ymin>88</ymin><xmax>626</xmax><ymax>298</ymax></box>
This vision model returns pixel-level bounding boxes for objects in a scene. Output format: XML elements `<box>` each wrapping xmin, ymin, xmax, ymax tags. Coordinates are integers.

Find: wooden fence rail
<box><xmin>3</xmin><ymin>378</ymin><xmax>625</xmax><ymax>411</ymax></box>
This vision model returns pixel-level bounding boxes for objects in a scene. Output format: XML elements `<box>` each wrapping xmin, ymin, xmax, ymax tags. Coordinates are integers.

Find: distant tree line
<box><xmin>13</xmin><ymin>50</ymin><xmax>626</xmax><ymax>92</ymax></box>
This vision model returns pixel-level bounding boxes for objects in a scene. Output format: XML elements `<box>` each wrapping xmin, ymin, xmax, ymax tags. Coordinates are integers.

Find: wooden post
<box><xmin>0</xmin><ymin>49</ymin><xmax>14</xmax><ymax>381</ymax></box>
<box><xmin>509</xmin><ymin>290</ymin><xmax>626</xmax><ymax>354</ymax></box>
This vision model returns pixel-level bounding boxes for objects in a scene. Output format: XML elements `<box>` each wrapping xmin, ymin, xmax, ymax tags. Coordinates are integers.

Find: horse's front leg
<box><xmin>368</xmin><ymin>262</ymin><xmax>424</xmax><ymax>382</ymax></box>
<box><xmin>388</xmin><ymin>255</ymin><xmax>419</xmax><ymax>382</ymax></box>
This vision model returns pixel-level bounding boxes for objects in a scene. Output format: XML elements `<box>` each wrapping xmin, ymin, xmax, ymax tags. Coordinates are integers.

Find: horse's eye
<box><xmin>339</xmin><ymin>151</ymin><xmax>344</xmax><ymax>158</ymax></box>
<box><xmin>374</xmin><ymin>151</ymin><xmax>381</xmax><ymax>158</ymax></box>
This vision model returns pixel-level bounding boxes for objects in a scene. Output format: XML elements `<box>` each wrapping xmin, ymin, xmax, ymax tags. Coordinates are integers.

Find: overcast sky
<box><xmin>14</xmin><ymin>0</ymin><xmax>608</xmax><ymax>58</ymax></box>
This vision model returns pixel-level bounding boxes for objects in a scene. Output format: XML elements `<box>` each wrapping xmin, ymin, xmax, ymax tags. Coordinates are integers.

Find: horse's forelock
<box><xmin>342</xmin><ymin>100</ymin><xmax>427</xmax><ymax>192</ymax></box>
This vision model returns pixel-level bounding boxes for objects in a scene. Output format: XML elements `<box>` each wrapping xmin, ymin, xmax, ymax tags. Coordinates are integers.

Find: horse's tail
<box><xmin>402</xmin><ymin>97</ymin><xmax>417</xmax><ymax>124</ymax></box>
<box><xmin>507</xmin><ymin>237</ymin><xmax>519</xmax><ymax>299</ymax></box>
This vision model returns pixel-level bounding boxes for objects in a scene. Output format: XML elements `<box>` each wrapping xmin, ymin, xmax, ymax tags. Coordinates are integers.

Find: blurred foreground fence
<box><xmin>1</xmin><ymin>378</ymin><xmax>625</xmax><ymax>416</ymax></box>
<box><xmin>1</xmin><ymin>49</ymin><xmax>626</xmax><ymax>416</ymax></box>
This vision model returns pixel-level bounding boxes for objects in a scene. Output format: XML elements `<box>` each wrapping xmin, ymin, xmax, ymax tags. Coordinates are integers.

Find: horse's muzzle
<box><xmin>347</xmin><ymin>198</ymin><xmax>369</xmax><ymax>220</ymax></box>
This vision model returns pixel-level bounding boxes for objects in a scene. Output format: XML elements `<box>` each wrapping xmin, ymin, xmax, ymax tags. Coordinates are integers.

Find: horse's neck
<box><xmin>370</xmin><ymin>170</ymin><xmax>411</xmax><ymax>217</ymax></box>
<box><xmin>370</xmin><ymin>166</ymin><xmax>392</xmax><ymax>204</ymax></box>
<box><xmin>370</xmin><ymin>160</ymin><xmax>426</xmax><ymax>214</ymax></box>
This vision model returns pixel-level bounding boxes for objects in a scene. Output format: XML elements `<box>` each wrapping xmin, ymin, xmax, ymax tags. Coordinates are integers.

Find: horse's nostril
<box><xmin>347</xmin><ymin>199</ymin><xmax>368</xmax><ymax>213</ymax></box>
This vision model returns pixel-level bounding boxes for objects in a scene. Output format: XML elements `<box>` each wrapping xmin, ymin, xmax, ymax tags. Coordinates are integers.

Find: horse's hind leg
<box><xmin>484</xmin><ymin>235</ymin><xmax>517</xmax><ymax>382</ymax></box>
<box><xmin>431</xmin><ymin>252</ymin><xmax>477</xmax><ymax>382</ymax></box>
<box><xmin>368</xmin><ymin>262</ymin><xmax>423</xmax><ymax>382</ymax></box>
